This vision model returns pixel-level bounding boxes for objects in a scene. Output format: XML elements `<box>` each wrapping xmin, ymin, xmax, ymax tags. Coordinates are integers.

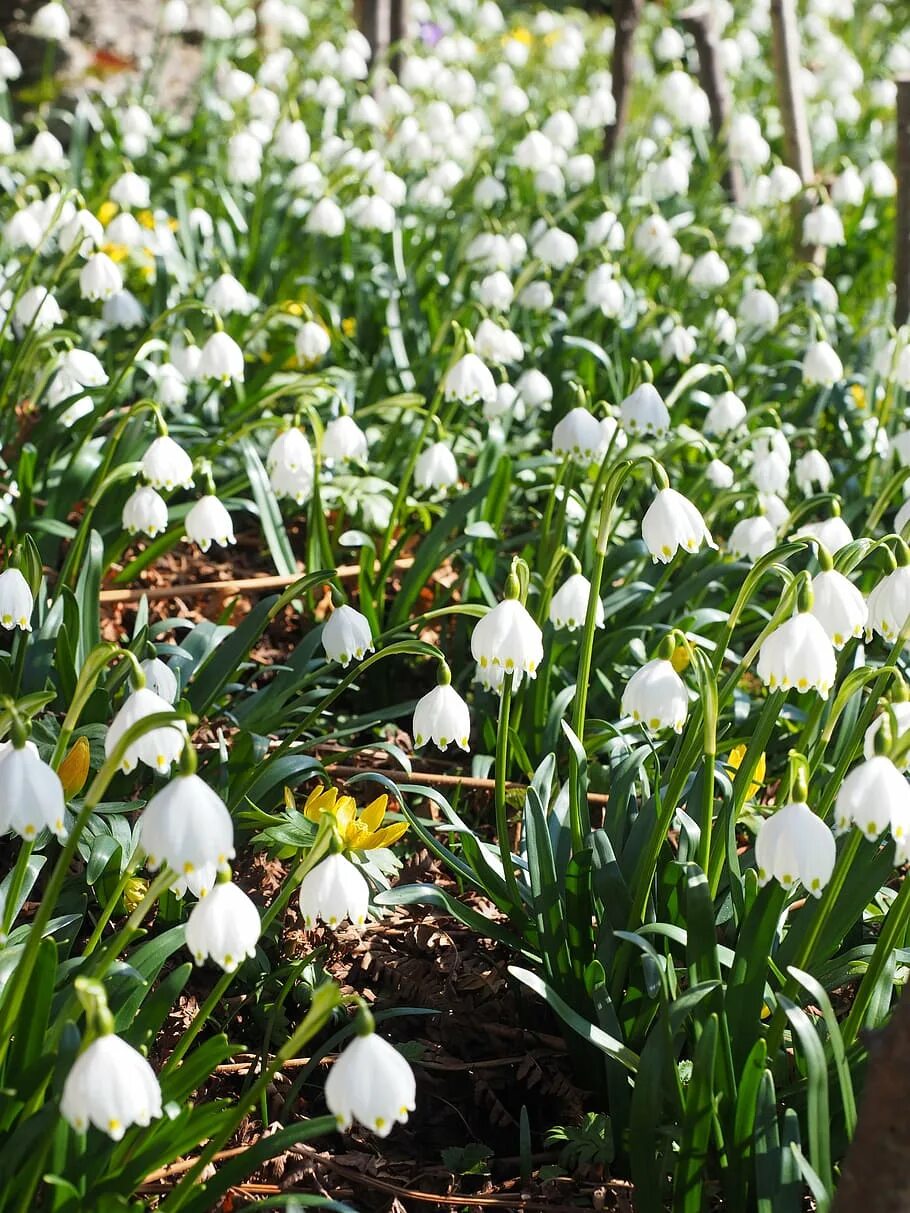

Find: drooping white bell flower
<box><xmin>296</xmin><ymin>321</ymin><xmax>331</xmax><ymax>365</ymax></box>
<box><xmin>204</xmin><ymin>273</ymin><xmax>255</xmax><ymax>316</ymax></box>
<box><xmin>141</xmin><ymin>436</ymin><xmax>194</xmax><ymax>491</ymax></box>
<box><xmin>105</xmin><ymin>687</ymin><xmax>187</xmax><ymax>775</ymax></box>
<box><xmin>267</xmin><ymin>428</ymin><xmax>314</xmax><ymax>504</ymax></box>
<box><xmin>866</xmin><ymin>566</ymin><xmax>910</xmax><ymax>643</ymax></box>
<box><xmin>754</xmin><ymin>801</ymin><xmax>836</xmax><ymax>896</ymax></box>
<box><xmin>834</xmin><ymin>755</ymin><xmax>910</xmax><ymax>844</ymax></box>
<box><xmin>728</xmin><ymin>516</ymin><xmax>777</xmax><ymax>561</ymax></box>
<box><xmin>739</xmin><ymin>288</ymin><xmax>780</xmax><ymax>332</ymax></box>
<box><xmin>415</xmin><ymin>442</ymin><xmax>458</xmax><ymax>491</ymax></box>
<box><xmin>802</xmin><ymin>340</ymin><xmax>843</xmax><ymax>387</ymax></box>
<box><xmin>0</xmin><ymin>744</ymin><xmax>66</xmax><ymax>840</ymax></box>
<box><xmin>61</xmin><ymin>1033</ymin><xmax>162</xmax><ymax>1140</ymax></box>
<box><xmin>141</xmin><ymin>772</ymin><xmax>235</xmax><ymax>876</ymax></box>
<box><xmin>102</xmin><ymin>290</ymin><xmax>145</xmax><ymax>330</ymax></box>
<box><xmin>0</xmin><ymin>568</ymin><xmax>33</xmax><ymax>631</ymax></box>
<box><xmin>15</xmin><ymin>286</ymin><xmax>62</xmax><ymax>334</ymax></box>
<box><xmin>598</xmin><ymin>415</ymin><xmax>627</xmax><ymax>456</ymax></box>
<box><xmin>323</xmin><ymin>415</ymin><xmax>368</xmax><ymax>462</ymax></box>
<box><xmin>794</xmin><ymin>450</ymin><xmax>832</xmax><ymax>494</ymax></box>
<box><xmin>707</xmin><ymin>459</ymin><xmax>735</xmax><ymax>489</ymax></box>
<box><xmin>298</xmin><ymin>852</ymin><xmax>369</xmax><ymax>929</ymax></box>
<box><xmin>307</xmin><ymin>197</ymin><xmax>346</xmax><ymax>237</ymax></box>
<box><xmin>141</xmin><ymin>658</ymin><xmax>179</xmax><ymax>705</ymax></box>
<box><xmin>322</xmin><ymin>604</ymin><xmax>374</xmax><ymax>667</ymax></box>
<box><xmin>756</xmin><ymin>611</ymin><xmax>837</xmax><ymax>697</ymax></box>
<box><xmin>704</xmin><ymin>391</ymin><xmax>747</xmax><ymax>437</ymax></box>
<box><xmin>443</xmin><ymin>353</ymin><xmax>497</xmax><ymax>406</ymax></box>
<box><xmin>642</xmin><ymin>488</ymin><xmax>715</xmax><ymax>563</ymax></box>
<box><xmin>473</xmin><ymin>318</ymin><xmax>523</xmax><ymax>366</ymax></box>
<box><xmin>584</xmin><ymin>265</ymin><xmax>624</xmax><ymax>318</ymax></box>
<box><xmin>122</xmin><ymin>486</ymin><xmax>168</xmax><ymax>539</ymax></box>
<box><xmin>619</xmin><ymin>383</ymin><xmax>670</xmax><ymax>438</ymax></box>
<box><xmin>31</xmin><ymin>2</ymin><xmax>70</xmax><ymax>40</ymax></box>
<box><xmin>109</xmin><ymin>171</ymin><xmax>151</xmax><ymax>210</ymax></box>
<box><xmin>552</xmin><ymin>408</ymin><xmax>603</xmax><ymax>463</ymax></box>
<box><xmin>471</xmin><ymin>594</ymin><xmax>544</xmax><ymax>687</ymax></box>
<box><xmin>865</xmin><ymin>703</ymin><xmax>910</xmax><ymax>769</ymax></box>
<box><xmin>795</xmin><ymin>517</ymin><xmax>853</xmax><ymax>555</ymax></box>
<box><xmin>515</xmin><ymin>369</ymin><xmax>553</xmax><ymax>411</ymax></box>
<box><xmin>750</xmin><ymin>451</ymin><xmax>789</xmax><ymax>495</ymax></box>
<box><xmin>185</xmin><ymin>878</ymin><xmax>261</xmax><ymax>971</ymax></box>
<box><xmin>79</xmin><ymin>252</ymin><xmax>123</xmax><ymax>302</ymax></box>
<box><xmin>549</xmin><ymin>573</ymin><xmax>604</xmax><ymax>631</ymax></box>
<box><xmin>325</xmin><ymin>1029</ymin><xmax>416</xmax><ymax>1137</ymax></box>
<box><xmin>198</xmin><ymin>332</ymin><xmax>244</xmax><ymax>385</ymax></box>
<box><xmin>810</xmin><ymin>569</ymin><xmax>867</xmax><ymax>648</ymax></box>
<box><xmin>802</xmin><ymin>203</ymin><xmax>845</xmax><ymax>248</ymax></box>
<box><xmin>533</xmin><ymin>226</ymin><xmax>578</xmax><ymax>269</ymax></box>
<box><xmin>621</xmin><ymin>657</ymin><xmax>688</xmax><ymax>733</ymax></box>
<box><xmin>185</xmin><ymin>496</ymin><xmax>235</xmax><ymax>552</ymax></box>
<box><xmin>413</xmin><ymin>683</ymin><xmax>471</xmax><ymax>751</ymax></box>
<box><xmin>689</xmin><ymin>250</ymin><xmax>730</xmax><ymax>291</ymax></box>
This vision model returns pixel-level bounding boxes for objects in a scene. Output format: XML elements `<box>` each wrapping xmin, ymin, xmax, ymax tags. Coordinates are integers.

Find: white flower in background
<box><xmin>704</xmin><ymin>391</ymin><xmax>747</xmax><ymax>436</ymax></box>
<box><xmin>198</xmin><ymin>332</ymin><xmax>244</xmax><ymax>385</ymax></box>
<box><xmin>648</xmin><ymin>154</ymin><xmax>689</xmax><ymax>201</ymax></box>
<box><xmin>185</xmin><ymin>879</ymin><xmax>261</xmax><ymax>971</ymax></box>
<box><xmin>517</xmin><ymin>280</ymin><xmax>554</xmax><ymax>311</ymax></box>
<box><xmin>865</xmin><ymin>703</ymin><xmax>910</xmax><ymax>768</ymax></box>
<box><xmin>413</xmin><ymin>683</ymin><xmax>471</xmax><ymax>751</ymax></box>
<box><xmin>642</xmin><ymin>488</ymin><xmax>715</xmax><ymax>563</ymax></box>
<box><xmin>726</xmin><ymin>213</ymin><xmax>763</xmax><ymax>252</ymax></box>
<box><xmin>896</xmin><ymin>498</ymin><xmax>910</xmax><ymax>535</ymax></box>
<box><xmin>415</xmin><ymin>442</ymin><xmax>458</xmax><ymax>491</ymax></box>
<box><xmin>810</xmin><ymin>569</ymin><xmax>867</xmax><ymax>648</ymax></box>
<box><xmin>323</xmin><ymin>604</ymin><xmax>374</xmax><ymax>667</ymax></box>
<box><xmin>835</xmin><ymin>755</ymin><xmax>910</xmax><ymax>843</ymax></box>
<box><xmin>634</xmin><ymin>214</ymin><xmax>681</xmax><ymax>267</ymax></box>
<box><xmin>205</xmin><ymin>273</ymin><xmax>255</xmax><ymax>316</ymax></box>
<box><xmin>4</xmin><ymin>209</ymin><xmax>43</xmax><ymax>250</ymax></box>
<box><xmin>141</xmin><ymin>773</ymin><xmax>235</xmax><ymax>875</ymax></box>
<box><xmin>767</xmin><ymin>163</ymin><xmax>803</xmax><ymax>203</ymax></box>
<box><xmin>809</xmin><ymin>277</ymin><xmax>839</xmax><ymax>314</ymax></box>
<box><xmin>598</xmin><ymin>415</ymin><xmax>628</xmax><ymax>457</ymax></box>
<box><xmin>755</xmin><ymin>801</ymin><xmax>835</xmax><ymax>896</ymax></box>
<box><xmin>867</xmin><ymin>566</ymin><xmax>910</xmax><ymax>642</ymax></box>
<box><xmin>268</xmin><ymin>428</ymin><xmax>314</xmax><ymax>504</ymax></box>
<box><xmin>48</xmin><ymin>372</ymin><xmax>92</xmax><ymax>428</ymax></box>
<box><xmin>58</xmin><ymin>349</ymin><xmax>106</xmax><ymax>388</ymax></box>
<box><xmin>105</xmin><ymin>687</ymin><xmax>186</xmax><ymax>775</ymax></box>
<box><xmin>443</xmin><ymin>353</ymin><xmax>497</xmax><ymax>405</ymax></box>
<box><xmin>476</xmin><ymin>271</ymin><xmax>514</xmax><ymax>311</ymax></box>
<box><xmin>473</xmin><ymin>318</ymin><xmax>523</xmax><ymax>365</ymax></box>
<box><xmin>550</xmin><ymin>573</ymin><xmax>603</xmax><ymax>631</ymax></box>
<box><xmin>621</xmin><ymin>658</ymin><xmax>688</xmax><ymax>733</ymax></box>
<box><xmin>296</xmin><ymin>321</ymin><xmax>331</xmax><ymax>365</ymax></box>
<box><xmin>471</xmin><ymin>596</ymin><xmax>543</xmax><ymax>686</ymax></box>
<box><xmin>323</xmin><ymin>415</ymin><xmax>368</xmax><ymax>462</ymax></box>
<box><xmin>802</xmin><ymin>340</ymin><xmax>843</xmax><ymax>386</ymax></box>
<box><xmin>102</xmin><ymin>291</ymin><xmax>144</xmax><ymax>330</ymax></box>
<box><xmin>186</xmin><ymin>496</ymin><xmax>235</xmax><ymax>552</ymax></box>
<box><xmin>515</xmin><ymin>369</ymin><xmax>553</xmax><ymax>411</ymax></box>
<box><xmin>552</xmin><ymin>408</ymin><xmax>603</xmax><ymax>463</ymax></box>
<box><xmin>729</xmin><ymin>113</ymin><xmax>770</xmax><ymax>167</ymax></box>
<box><xmin>654</xmin><ymin>25</ymin><xmax>686</xmax><ymax>61</ymax></box>
<box><xmin>307</xmin><ymin>197</ymin><xmax>346</xmax><ymax>237</ymax></box>
<box><xmin>584</xmin><ymin>265</ymin><xmax>624</xmax><ymax>318</ymax></box>
<box><xmin>661</xmin><ymin>325</ymin><xmax>697</xmax><ymax>364</ymax></box>
<box><xmin>122</xmin><ymin>486</ymin><xmax>168</xmax><ymax>538</ymax></box>
<box><xmin>750</xmin><ymin>451</ymin><xmax>789</xmax><ymax>495</ymax></box>
<box><xmin>0</xmin><ymin>744</ymin><xmax>66</xmax><ymax>840</ymax></box>
<box><xmin>803</xmin><ymin>203</ymin><xmax>845</xmax><ymax>247</ymax></box>
<box><xmin>707</xmin><ymin>459</ymin><xmax>735</xmax><ymax>489</ymax></box>
<box><xmin>31</xmin><ymin>1</ymin><xmax>70</xmax><ymax>40</ymax></box>
<box><xmin>79</xmin><ymin>252</ymin><xmax>123</xmax><ymax>302</ymax></box>
<box><xmin>585</xmin><ymin>211</ymin><xmax>625</xmax><ymax>251</ymax></box>
<box><xmin>110</xmin><ymin>171</ymin><xmax>150</xmax><ymax>210</ymax></box>
<box><xmin>13</xmin><ymin>285</ymin><xmax>61</xmax><ymax>335</ymax></box>
<box><xmin>29</xmin><ymin>129</ymin><xmax>65</xmax><ymax>168</ymax></box>
<box><xmin>831</xmin><ymin>166</ymin><xmax>865</xmax><ymax>207</ymax></box>
<box><xmin>61</xmin><ymin>1034</ymin><xmax>162</xmax><ymax>1140</ymax></box>
<box><xmin>275</xmin><ymin>118</ymin><xmax>311</xmax><ymax>162</ymax></box>
<box><xmin>533</xmin><ymin>226</ymin><xmax>578</xmax><ymax>269</ymax></box>
<box><xmin>227</xmin><ymin>131</ymin><xmax>262</xmax><ymax>185</ymax></box>
<box><xmin>298</xmin><ymin>853</ymin><xmax>369</xmax><ymax>929</ymax></box>
<box><xmin>794</xmin><ymin>450</ymin><xmax>833</xmax><ymax>494</ymax></box>
<box><xmin>0</xmin><ymin>568</ymin><xmax>33</xmax><ymax>631</ymax></box>
<box><xmin>0</xmin><ymin>46</ymin><xmax>22</xmax><ymax>81</ymax></box>
<box><xmin>325</xmin><ymin>1030</ymin><xmax>416</xmax><ymax>1137</ymax></box>
<box><xmin>689</xmin><ymin>251</ymin><xmax>730</xmax><ymax>291</ymax></box>
<box><xmin>865</xmin><ymin>159</ymin><xmax>897</xmax><ymax>198</ymax></box>
<box><xmin>795</xmin><ymin>516</ymin><xmax>853</xmax><ymax>554</ymax></box>
<box><xmin>620</xmin><ymin>383</ymin><xmax>670</xmax><ymax>437</ymax></box>
<box><xmin>141</xmin><ymin>658</ymin><xmax>178</xmax><ymax>705</ymax></box>
<box><xmin>739</xmin><ymin>288</ymin><xmax>780</xmax><ymax>332</ymax></box>
<box><xmin>757</xmin><ymin>611</ymin><xmax>837</xmax><ymax>696</ymax></box>
<box><xmin>142</xmin><ymin>436</ymin><xmax>194</xmax><ymax>491</ymax></box>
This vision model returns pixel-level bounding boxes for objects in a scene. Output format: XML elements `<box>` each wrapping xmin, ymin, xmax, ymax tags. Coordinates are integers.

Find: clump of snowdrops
<box><xmin>0</xmin><ymin>0</ymin><xmax>910</xmax><ymax>1207</ymax></box>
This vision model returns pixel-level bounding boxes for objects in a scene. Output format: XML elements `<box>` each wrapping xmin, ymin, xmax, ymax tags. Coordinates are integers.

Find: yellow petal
<box><xmin>334</xmin><ymin>797</ymin><xmax>357</xmax><ymax>834</ymax></box>
<box><xmin>58</xmin><ymin>736</ymin><xmax>90</xmax><ymax>798</ymax></box>
<box><xmin>357</xmin><ymin>822</ymin><xmax>409</xmax><ymax>850</ymax></box>
<box><xmin>360</xmin><ymin>794</ymin><xmax>388</xmax><ymax>833</ymax></box>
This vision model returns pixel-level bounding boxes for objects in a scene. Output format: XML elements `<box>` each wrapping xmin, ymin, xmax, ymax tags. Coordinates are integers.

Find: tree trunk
<box><xmin>602</xmin><ymin>0</ymin><xmax>644</xmax><ymax>161</ymax></box>
<box><xmin>679</xmin><ymin>4</ymin><xmax>744</xmax><ymax>205</ymax></box>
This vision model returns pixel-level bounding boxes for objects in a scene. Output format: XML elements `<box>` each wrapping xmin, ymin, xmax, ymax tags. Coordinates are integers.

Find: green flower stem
<box><xmin>568</xmin><ymin>542</ymin><xmax>605</xmax><ymax>853</ymax></box>
<box><xmin>0</xmin><ymin>841</ymin><xmax>34</xmax><ymax>939</ymax></box>
<box><xmin>80</xmin><ymin>855</ymin><xmax>142</xmax><ymax>957</ymax></box>
<box><xmin>841</xmin><ymin>872</ymin><xmax>910</xmax><ymax>1047</ymax></box>
<box><xmin>494</xmin><ymin>672</ymin><xmax>522</xmax><ymax>906</ymax></box>
<box><xmin>83</xmin><ymin>868</ymin><xmax>175</xmax><ymax>977</ymax></box>
<box><xmin>50</xmin><ymin>643</ymin><xmax>146</xmax><ymax>771</ymax></box>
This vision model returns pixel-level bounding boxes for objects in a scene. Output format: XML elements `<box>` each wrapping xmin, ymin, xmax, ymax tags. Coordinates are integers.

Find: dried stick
<box><xmin>896</xmin><ymin>78</ymin><xmax>910</xmax><ymax>326</ymax></box>
<box><xmin>679</xmin><ymin>5</ymin><xmax>744</xmax><ymax>205</ymax></box>
<box><xmin>603</xmin><ymin>0</ymin><xmax>645</xmax><ymax>160</ymax></box>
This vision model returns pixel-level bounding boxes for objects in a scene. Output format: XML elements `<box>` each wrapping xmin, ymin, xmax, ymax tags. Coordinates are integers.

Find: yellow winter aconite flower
<box><xmin>300</xmin><ymin>785</ymin><xmax>408</xmax><ymax>851</ymax></box>
<box><xmin>728</xmin><ymin>745</ymin><xmax>766</xmax><ymax>799</ymax></box>
<box><xmin>341</xmin><ymin>317</ymin><xmax>357</xmax><ymax>338</ymax></box>
<box><xmin>101</xmin><ymin>242</ymin><xmax>130</xmax><ymax>263</ymax></box>
<box><xmin>508</xmin><ymin>26</ymin><xmax>533</xmax><ymax>45</ymax></box>
<box><xmin>671</xmin><ymin>645</ymin><xmax>690</xmax><ymax>673</ymax></box>
<box><xmin>850</xmin><ymin>383</ymin><xmax>866</xmax><ymax>409</ymax></box>
<box><xmin>58</xmin><ymin>735</ymin><xmax>90</xmax><ymax>798</ymax></box>
<box><xmin>281</xmin><ymin>301</ymin><xmax>304</xmax><ymax>316</ymax></box>
<box><xmin>96</xmin><ymin>200</ymin><xmax>118</xmax><ymax>225</ymax></box>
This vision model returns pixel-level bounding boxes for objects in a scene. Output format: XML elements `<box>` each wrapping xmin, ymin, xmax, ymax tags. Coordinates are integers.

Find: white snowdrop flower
<box><xmin>60</xmin><ymin>349</ymin><xmax>107</xmax><ymax>388</ymax></box>
<box><xmin>104</xmin><ymin>212</ymin><xmax>143</xmax><ymax>248</ymax></box>
<box><xmin>105</xmin><ymin>687</ymin><xmax>186</xmax><ymax>775</ymax></box>
<box><xmin>750</xmin><ymin>452</ymin><xmax>789</xmax><ymax>495</ymax></box>
<box><xmin>198</xmin><ymin>332</ymin><xmax>244</xmax><ymax>385</ymax></box>
<box><xmin>443</xmin><ymin>353</ymin><xmax>497</xmax><ymax>406</ymax></box>
<box><xmin>186</xmin><ymin>496</ymin><xmax>235</xmax><ymax>552</ymax></box>
<box><xmin>689</xmin><ymin>250</ymin><xmax>730</xmax><ymax>291</ymax></box>
<box><xmin>31</xmin><ymin>1</ymin><xmax>70</xmax><ymax>40</ymax></box>
<box><xmin>122</xmin><ymin>486</ymin><xmax>168</xmax><ymax>539</ymax></box>
<box><xmin>598</xmin><ymin>415</ymin><xmax>628</xmax><ymax>456</ymax></box>
<box><xmin>802</xmin><ymin>340</ymin><xmax>843</xmax><ymax>386</ymax></box>
<box><xmin>323</xmin><ymin>415</ymin><xmax>368</xmax><ymax>462</ymax></box>
<box><xmin>141</xmin><ymin>658</ymin><xmax>178</xmax><ymax>705</ymax></box>
<box><xmin>0</xmin><ymin>744</ymin><xmax>65</xmax><ymax>840</ymax></box>
<box><xmin>142</xmin><ymin>436</ymin><xmax>193</xmax><ymax>491</ymax></box>
<box><xmin>634</xmin><ymin>214</ymin><xmax>681</xmax><ymax>267</ymax></box>
<box><xmin>707</xmin><ymin>459</ymin><xmax>735</xmax><ymax>489</ymax></box>
<box><xmin>867</xmin><ymin>566</ymin><xmax>910</xmax><ymax>642</ymax></box>
<box><xmin>550</xmin><ymin>573</ymin><xmax>603</xmax><ymax>632</ymax></box>
<box><xmin>471</xmin><ymin>595</ymin><xmax>543</xmax><ymax>685</ymax></box>
<box><xmin>29</xmin><ymin>129</ymin><xmax>65</xmax><ymax>168</ymax></box>
<box><xmin>307</xmin><ymin>197</ymin><xmax>346</xmax><ymax>237</ymax></box>
<box><xmin>704</xmin><ymin>391</ymin><xmax>747</xmax><ymax>436</ymax></box>
<box><xmin>473</xmin><ymin>318</ymin><xmax>523</xmax><ymax>365</ymax></box>
<box><xmin>795</xmin><ymin>517</ymin><xmax>853</xmax><ymax>555</ymax></box>
<box><xmin>552</xmin><ymin>408</ymin><xmax>604</xmax><ymax>464</ymax></box>
<box><xmin>794</xmin><ymin>450</ymin><xmax>832</xmax><ymax>494</ymax></box>
<box><xmin>647</xmin><ymin>154</ymin><xmax>690</xmax><ymax>201</ymax></box>
<box><xmin>109</xmin><ymin>172</ymin><xmax>150</xmax><ymax>210</ymax></box>
<box><xmin>642</xmin><ymin>489</ymin><xmax>715</xmax><ymax>563</ymax></box>
<box><xmin>661</xmin><ymin>325</ymin><xmax>697</xmax><ymax>364</ymax></box>
<box><xmin>0</xmin><ymin>568</ymin><xmax>33</xmax><ymax>631</ymax></box>
<box><xmin>533</xmin><ymin>227</ymin><xmax>578</xmax><ymax>270</ymax></box>
<box><xmin>893</xmin><ymin>431</ymin><xmax>910</xmax><ymax>469</ymax></box>
<box><xmin>831</xmin><ymin>166</ymin><xmax>865</xmax><ymax>207</ymax></box>
<box><xmin>52</xmin><ymin>374</ymin><xmax>93</xmax><ymax>427</ymax></box>
<box><xmin>866</xmin><ymin>159</ymin><xmax>897</xmax><ymax>198</ymax></box>
<box><xmin>757</xmin><ymin>611</ymin><xmax>837</xmax><ymax>697</ymax></box>
<box><xmin>227</xmin><ymin>131</ymin><xmax>262</xmax><ymax>185</ymax></box>
<box><xmin>809</xmin><ymin>277</ymin><xmax>839</xmax><ymax>314</ymax></box>
<box><xmin>565</xmin><ymin>153</ymin><xmax>595</xmax><ymax>190</ymax></box>
<box><xmin>275</xmin><ymin>118</ymin><xmax>311</xmax><ymax>163</ymax></box>
<box><xmin>185</xmin><ymin>879</ymin><xmax>261</xmax><ymax>971</ymax></box>
<box><xmin>739</xmin><ymin>288</ymin><xmax>779</xmax><ymax>332</ymax></box>
<box><xmin>585</xmin><ymin>211</ymin><xmax>625</xmax><ymax>251</ymax></box>
<box><xmin>323</xmin><ymin>604</ymin><xmax>374</xmax><ymax>667</ymax></box>
<box><xmin>619</xmin><ymin>382</ymin><xmax>670</xmax><ymax>437</ymax></box>
<box><xmin>350</xmin><ymin>195</ymin><xmax>396</xmax><ymax>234</ymax></box>
<box><xmin>655</xmin><ymin>25</ymin><xmax>686</xmax><ymax>61</ymax></box>
<box><xmin>102</xmin><ymin>291</ymin><xmax>144</xmax><ymax>330</ymax></box>
<box><xmin>296</xmin><ymin>322</ymin><xmax>331</xmax><ymax>365</ymax></box>
<box><xmin>0</xmin><ymin>117</ymin><xmax>14</xmax><ymax>155</ymax></box>
<box><xmin>415</xmin><ymin>442</ymin><xmax>458</xmax><ymax>491</ymax></box>
<box><xmin>0</xmin><ymin>46</ymin><xmax>22</xmax><ymax>81</ymax></box>
<box><xmin>767</xmin><ymin>164</ymin><xmax>803</xmax><ymax>203</ymax></box>
<box><xmin>476</xmin><ymin>271</ymin><xmax>514</xmax><ymax>312</ymax></box>
<box><xmin>835</xmin><ymin>755</ymin><xmax>910</xmax><ymax>843</ymax></box>
<box><xmin>755</xmin><ymin>801</ymin><xmax>835</xmax><ymax>896</ymax></box>
<box><xmin>726</xmin><ymin>213</ymin><xmax>764</xmax><ymax>252</ymax></box>
<box><xmin>61</xmin><ymin>1034</ymin><xmax>162</xmax><ymax>1140</ymax></box>
<box><xmin>413</xmin><ymin>683</ymin><xmax>471</xmax><ymax>751</ymax></box>
<box><xmin>584</xmin><ymin>265</ymin><xmax>624</xmax><ymax>318</ymax></box>
<box><xmin>621</xmin><ymin>658</ymin><xmax>688</xmax><ymax>733</ymax></box>
<box><xmin>895</xmin><ymin>498</ymin><xmax>910</xmax><ymax>536</ymax></box>
<box><xmin>810</xmin><ymin>570</ymin><xmax>866</xmax><ymax>648</ymax></box>
<box><xmin>326</xmin><ymin>1030</ymin><xmax>416</xmax><ymax>1137</ymax></box>
<box><xmin>79</xmin><ymin>253</ymin><xmax>122</xmax><ymax>302</ymax></box>
<box><xmin>205</xmin><ymin>273</ymin><xmax>255</xmax><ymax>316</ymax></box>
<box><xmin>515</xmin><ymin>130</ymin><xmax>555</xmax><ymax>171</ymax></box>
<box><xmin>298</xmin><ymin>853</ymin><xmax>369</xmax><ymax>929</ymax></box>
<box><xmin>14</xmin><ymin>286</ymin><xmax>61</xmax><ymax>334</ymax></box>
<box><xmin>474</xmin><ymin>176</ymin><xmax>506</xmax><ymax>209</ymax></box>
<box><xmin>141</xmin><ymin>773</ymin><xmax>235</xmax><ymax>876</ymax></box>
<box><xmin>865</xmin><ymin>703</ymin><xmax>910</xmax><ymax>769</ymax></box>
<box><xmin>268</xmin><ymin>428</ymin><xmax>314</xmax><ymax>504</ymax></box>
<box><xmin>147</xmin><ymin>363</ymin><xmax>187</xmax><ymax>409</ymax></box>
<box><xmin>729</xmin><ymin>515</ymin><xmax>777</xmax><ymax>561</ymax></box>
<box><xmin>515</xmin><ymin>369</ymin><xmax>553</xmax><ymax>411</ymax></box>
<box><xmin>803</xmin><ymin>203</ymin><xmax>845</xmax><ymax>247</ymax></box>
<box><xmin>729</xmin><ymin>113</ymin><xmax>770</xmax><ymax>167</ymax></box>
<box><xmin>4</xmin><ymin>209</ymin><xmax>43</xmax><ymax>250</ymax></box>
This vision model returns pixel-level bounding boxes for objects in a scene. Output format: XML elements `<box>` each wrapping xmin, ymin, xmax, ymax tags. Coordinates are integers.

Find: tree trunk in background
<box><xmin>679</xmin><ymin>4</ymin><xmax>744</xmax><ymax>206</ymax></box>
<box><xmin>354</xmin><ymin>0</ymin><xmax>392</xmax><ymax>68</ymax></box>
<box><xmin>896</xmin><ymin>78</ymin><xmax>910</xmax><ymax>326</ymax></box>
<box><xmin>389</xmin><ymin>0</ymin><xmax>408</xmax><ymax>79</ymax></box>
<box><xmin>602</xmin><ymin>0</ymin><xmax>644</xmax><ymax>161</ymax></box>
